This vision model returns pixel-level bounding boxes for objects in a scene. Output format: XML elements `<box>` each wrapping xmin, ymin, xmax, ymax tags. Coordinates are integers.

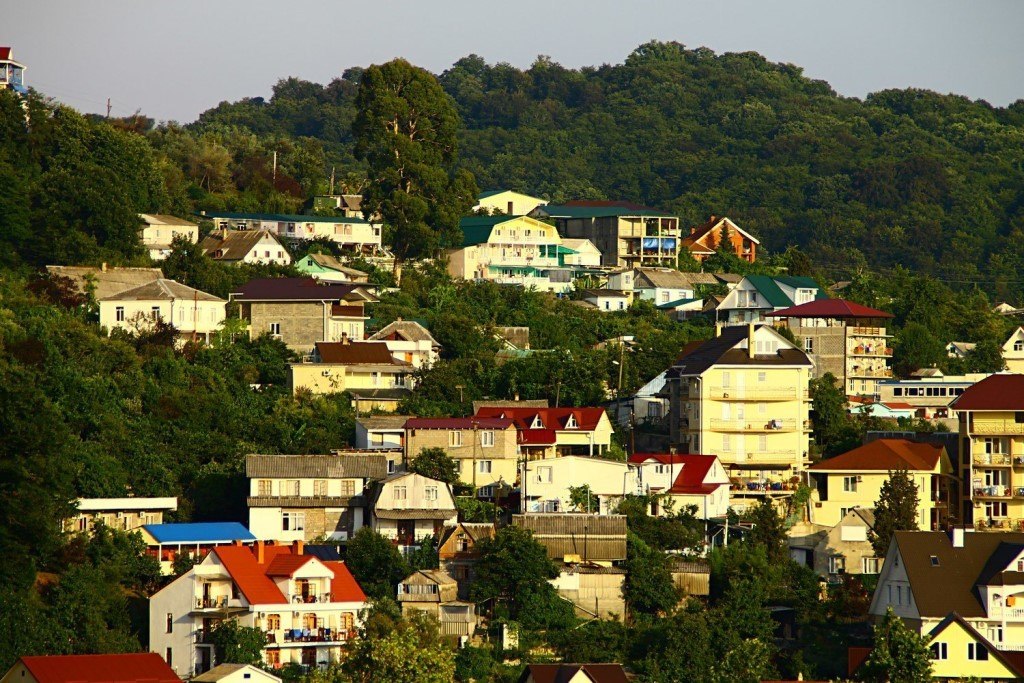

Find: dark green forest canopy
<box><xmin>187</xmin><ymin>41</ymin><xmax>1024</xmax><ymax>302</ymax></box>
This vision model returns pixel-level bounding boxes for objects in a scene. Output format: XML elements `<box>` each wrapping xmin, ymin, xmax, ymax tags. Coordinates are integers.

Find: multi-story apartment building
<box><xmin>149</xmin><ymin>541</ymin><xmax>366</xmax><ymax>676</ymax></box>
<box><xmin>666</xmin><ymin>324</ymin><xmax>813</xmax><ymax>484</ymax></box>
<box><xmin>716</xmin><ymin>275</ymin><xmax>825</xmax><ymax>325</ymax></box>
<box><xmin>200</xmin><ymin>212</ymin><xmax>383</xmax><ymax>254</ymax></box>
<box><xmin>246</xmin><ymin>454</ymin><xmax>388</xmax><ymax>542</ymax></box>
<box><xmin>767</xmin><ymin>298</ymin><xmax>894</xmax><ymax>397</ymax></box>
<box><xmin>230</xmin><ymin>278</ymin><xmax>377</xmax><ymax>353</ymax></box>
<box><xmin>63</xmin><ymin>497</ymin><xmax>178</xmax><ymax>534</ymax></box>
<box><xmin>532</xmin><ymin>201</ymin><xmax>681</xmax><ymax>268</ymax></box>
<box><xmin>805</xmin><ymin>439</ymin><xmax>951</xmax><ymax>529</ymax></box>
<box><xmin>404</xmin><ymin>417</ymin><xmax>519</xmax><ymax>498</ymax></box>
<box><xmin>951</xmin><ymin>374</ymin><xmax>1024</xmax><ymax>530</ymax></box>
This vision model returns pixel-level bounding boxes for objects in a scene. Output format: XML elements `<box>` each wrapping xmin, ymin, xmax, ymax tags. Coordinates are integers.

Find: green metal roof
<box><xmin>199</xmin><ymin>212</ymin><xmax>369</xmax><ymax>224</ymax></box>
<box><xmin>657</xmin><ymin>297</ymin><xmax>702</xmax><ymax>310</ymax></box>
<box><xmin>745</xmin><ymin>275</ymin><xmax>826</xmax><ymax>308</ymax></box>
<box><xmin>539</xmin><ymin>204</ymin><xmax>675</xmax><ymax>220</ymax></box>
<box><xmin>458</xmin><ymin>215</ymin><xmax>518</xmax><ymax>247</ymax></box>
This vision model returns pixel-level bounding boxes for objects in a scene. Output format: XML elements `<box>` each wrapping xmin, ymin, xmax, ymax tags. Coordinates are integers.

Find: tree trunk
<box><xmin>392</xmin><ymin>258</ymin><xmax>403</xmax><ymax>286</ymax></box>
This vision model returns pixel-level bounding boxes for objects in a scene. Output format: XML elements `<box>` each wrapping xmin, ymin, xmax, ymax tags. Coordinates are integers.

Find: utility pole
<box><xmin>106</xmin><ymin>98</ymin><xmax>111</xmax><ymax>118</ymax></box>
<box><xmin>272</xmin><ymin>151</ymin><xmax>278</xmax><ymax>183</ymax></box>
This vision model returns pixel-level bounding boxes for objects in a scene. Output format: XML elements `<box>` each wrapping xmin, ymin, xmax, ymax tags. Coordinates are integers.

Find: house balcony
<box><xmin>265</xmin><ymin>628</ymin><xmax>354</xmax><ymax>646</ymax></box>
<box><xmin>848</xmin><ymin>327</ymin><xmax>890</xmax><ymax>338</ymax></box>
<box><xmin>289</xmin><ymin>593</ymin><xmax>334</xmax><ymax>604</ymax></box>
<box><xmin>708</xmin><ymin>387</ymin><xmax>809</xmax><ymax>401</ymax></box>
<box><xmin>729</xmin><ymin>478</ymin><xmax>798</xmax><ymax>494</ymax></box>
<box><xmin>736</xmin><ymin>450</ymin><xmax>802</xmax><ymax>465</ymax></box>
<box><xmin>975</xmin><ymin>453</ymin><xmax>1013</xmax><ymax>466</ymax></box>
<box><xmin>848</xmin><ymin>346</ymin><xmax>893</xmax><ymax>358</ymax></box>
<box><xmin>191</xmin><ymin>596</ymin><xmax>245</xmax><ymax>614</ymax></box>
<box><xmin>847</xmin><ymin>368</ymin><xmax>893</xmax><ymax>379</ymax></box>
<box><xmin>974</xmin><ymin>486</ymin><xmax>1011</xmax><ymax>499</ymax></box>
<box><xmin>708</xmin><ymin>418</ymin><xmax>803</xmax><ymax>433</ymax></box>
<box><xmin>972</xmin><ymin>421</ymin><xmax>1024</xmax><ymax>436</ymax></box>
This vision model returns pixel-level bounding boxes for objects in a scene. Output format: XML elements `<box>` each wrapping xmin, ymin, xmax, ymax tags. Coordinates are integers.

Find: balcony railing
<box><xmin>977</xmin><ymin>518</ymin><xmax>1024</xmax><ymax>532</ymax></box>
<box><xmin>847</xmin><ymin>368</ymin><xmax>893</xmax><ymax>379</ymax></box>
<box><xmin>290</xmin><ymin>593</ymin><xmax>333</xmax><ymax>604</ymax></box>
<box><xmin>973</xmin><ymin>421</ymin><xmax>1024</xmax><ymax>436</ymax></box>
<box><xmin>709</xmin><ymin>418</ymin><xmax>803</xmax><ymax>433</ymax></box>
<box><xmin>974</xmin><ymin>454</ymin><xmax>1013</xmax><ymax>466</ymax></box>
<box><xmin>264</xmin><ymin>627</ymin><xmax>354</xmax><ymax>645</ymax></box>
<box><xmin>708</xmin><ymin>387</ymin><xmax>809</xmax><ymax>401</ymax></box>
<box><xmin>974</xmin><ymin>486</ymin><xmax>1011</xmax><ymax>498</ymax></box>
<box><xmin>848</xmin><ymin>346</ymin><xmax>893</xmax><ymax>357</ymax></box>
<box><xmin>730</xmin><ymin>479</ymin><xmax>799</xmax><ymax>493</ymax></box>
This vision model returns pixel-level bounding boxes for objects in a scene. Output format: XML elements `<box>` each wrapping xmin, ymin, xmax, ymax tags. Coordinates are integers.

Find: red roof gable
<box><xmin>474</xmin><ymin>406</ymin><xmax>606</xmax><ymax>432</ymax></box>
<box><xmin>518</xmin><ymin>428</ymin><xmax>558</xmax><ymax>445</ymax></box>
<box><xmin>767</xmin><ymin>298</ymin><xmax>893</xmax><ymax>319</ymax></box>
<box><xmin>19</xmin><ymin>653</ymin><xmax>180</xmax><ymax>683</ymax></box>
<box><xmin>0</xmin><ymin>48</ymin><xmax>11</xmax><ymax>61</ymax></box>
<box><xmin>265</xmin><ymin>553</ymin><xmax>315</xmax><ymax>576</ymax></box>
<box><xmin>213</xmin><ymin>545</ymin><xmax>288</xmax><ymax>604</ymax></box>
<box><xmin>951</xmin><ymin>374</ymin><xmax>1024</xmax><ymax>411</ymax></box>
<box><xmin>808</xmin><ymin>439</ymin><xmax>943</xmax><ymax>472</ymax></box>
<box><xmin>404</xmin><ymin>417</ymin><xmax>515</xmax><ymax>430</ymax></box>
<box><xmin>323</xmin><ymin>561</ymin><xmax>368</xmax><ymax>602</ymax></box>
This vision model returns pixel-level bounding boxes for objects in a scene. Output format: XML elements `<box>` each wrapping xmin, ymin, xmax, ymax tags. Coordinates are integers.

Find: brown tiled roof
<box><xmin>518</xmin><ymin>664</ymin><xmax>629</xmax><ymax>683</ymax></box>
<box><xmin>245</xmin><ymin>453</ymin><xmax>388</xmax><ymax>479</ymax></box>
<box><xmin>200</xmin><ymin>229</ymin><xmax>281</xmax><ymax>261</ymax></box>
<box><xmin>100</xmin><ymin>278</ymin><xmax>224</xmax><ymax>302</ymax></box>
<box><xmin>951</xmin><ymin>374</ymin><xmax>1024</xmax><ymax>411</ymax></box>
<box><xmin>315</xmin><ymin>341</ymin><xmax>406</xmax><ymax>365</ymax></box>
<box><xmin>808</xmin><ymin>439</ymin><xmax>944</xmax><ymax>472</ymax></box>
<box><xmin>45</xmin><ymin>265</ymin><xmax>164</xmax><ymax>300</ymax></box>
<box><xmin>671</xmin><ymin>325</ymin><xmax>812</xmax><ymax>375</ymax></box>
<box><xmin>369</xmin><ymin>319</ymin><xmax>440</xmax><ymax>345</ymax></box>
<box><xmin>634</xmin><ymin>268</ymin><xmax>695</xmax><ymax>290</ymax></box>
<box><xmin>891</xmin><ymin>530</ymin><xmax>1024</xmax><ymax>618</ymax></box>
<box><xmin>232</xmin><ymin>277</ymin><xmax>375</xmax><ymax>302</ymax></box>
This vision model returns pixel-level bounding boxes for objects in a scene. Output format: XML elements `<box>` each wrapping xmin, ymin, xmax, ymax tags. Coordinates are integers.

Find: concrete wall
<box><xmin>246</xmin><ymin>301</ymin><xmax>326</xmax><ymax>351</ymax></box>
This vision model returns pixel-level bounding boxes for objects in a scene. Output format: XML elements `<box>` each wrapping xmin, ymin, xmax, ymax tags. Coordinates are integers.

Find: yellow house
<box><xmin>473</xmin><ymin>406</ymin><xmax>615</xmax><ymax>459</ymax></box>
<box><xmin>1003</xmin><ymin>327</ymin><xmax>1024</xmax><ymax>373</ymax></box>
<box><xmin>806</xmin><ymin>439</ymin><xmax>951</xmax><ymax>530</ymax></box>
<box><xmin>448</xmin><ymin>215</ymin><xmax>578</xmax><ymax>293</ymax></box>
<box><xmin>870</xmin><ymin>529</ymin><xmax>1024</xmax><ymax>665</ymax></box>
<box><xmin>951</xmin><ymin>374</ymin><xmax>1024</xmax><ymax>530</ymax></box>
<box><xmin>403</xmin><ymin>417</ymin><xmax>520</xmax><ymax>497</ymax></box>
<box><xmin>666</xmin><ymin>324</ymin><xmax>813</xmax><ymax>484</ymax></box>
<box><xmin>289</xmin><ymin>341</ymin><xmax>413</xmax><ymax>412</ymax></box>
<box><xmin>924</xmin><ymin>613</ymin><xmax>1024</xmax><ymax>680</ymax></box>
<box><xmin>473</xmin><ymin>189</ymin><xmax>547</xmax><ymax>216</ymax></box>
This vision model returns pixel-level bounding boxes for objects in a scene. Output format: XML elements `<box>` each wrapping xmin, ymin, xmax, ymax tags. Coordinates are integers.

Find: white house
<box><xmin>193</xmin><ymin>663</ymin><xmax>282</xmax><ymax>683</ymax></box>
<box><xmin>582</xmin><ymin>290</ymin><xmax>630</xmax><ymax>312</ymax></box>
<box><xmin>628</xmin><ymin>453</ymin><xmax>731</xmax><ymax>520</ymax></box>
<box><xmin>367</xmin><ymin>319</ymin><xmax>441</xmax><ymax>369</ymax></box>
<box><xmin>559</xmin><ymin>239</ymin><xmax>603</xmax><ymax>267</ymax></box>
<box><xmin>139</xmin><ymin>214</ymin><xmax>199</xmax><ymax>261</ymax></box>
<box><xmin>99</xmin><ymin>279</ymin><xmax>226</xmax><ymax>343</ymax></box>
<box><xmin>523</xmin><ymin>456</ymin><xmax>640</xmax><ymax>515</ymax></box>
<box><xmin>473</xmin><ymin>189</ymin><xmax>547</xmax><ymax>216</ymax></box>
<box><xmin>370</xmin><ymin>472</ymin><xmax>458</xmax><ymax>546</ymax></box>
<box><xmin>633</xmin><ymin>268</ymin><xmax>695</xmax><ymax>306</ymax></box>
<box><xmin>201</xmin><ymin>212</ymin><xmax>383</xmax><ymax>253</ymax></box>
<box><xmin>199</xmin><ymin>230</ymin><xmax>292</xmax><ymax>266</ymax></box>
<box><xmin>63</xmin><ymin>497</ymin><xmax>178</xmax><ymax>534</ymax></box>
<box><xmin>149</xmin><ymin>541</ymin><xmax>367</xmax><ymax>676</ymax></box>
<box><xmin>716</xmin><ymin>275</ymin><xmax>824</xmax><ymax>324</ymax></box>
<box><xmin>246</xmin><ymin>454</ymin><xmax>388</xmax><ymax>543</ymax></box>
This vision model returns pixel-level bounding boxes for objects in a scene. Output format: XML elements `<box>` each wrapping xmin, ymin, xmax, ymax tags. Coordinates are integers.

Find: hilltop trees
<box><xmin>353</xmin><ymin>59</ymin><xmax>478</xmax><ymax>278</ymax></box>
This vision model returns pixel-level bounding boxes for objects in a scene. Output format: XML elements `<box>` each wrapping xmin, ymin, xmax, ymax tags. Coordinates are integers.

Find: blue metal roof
<box><xmin>144</xmin><ymin>522</ymin><xmax>256</xmax><ymax>544</ymax></box>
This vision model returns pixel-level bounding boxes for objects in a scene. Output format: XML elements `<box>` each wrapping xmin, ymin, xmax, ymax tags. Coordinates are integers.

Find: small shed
<box><xmin>512</xmin><ymin>513</ymin><xmax>628</xmax><ymax>562</ymax></box>
<box><xmin>668</xmin><ymin>557</ymin><xmax>710</xmax><ymax>597</ymax></box>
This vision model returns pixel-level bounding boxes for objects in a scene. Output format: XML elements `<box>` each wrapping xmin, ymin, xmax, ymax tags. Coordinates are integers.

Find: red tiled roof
<box><xmin>951</xmin><ymin>374</ymin><xmax>1024</xmax><ymax>411</ymax></box>
<box><xmin>847</xmin><ymin>647</ymin><xmax>872</xmax><ymax>677</ymax></box>
<box><xmin>213</xmin><ymin>545</ymin><xmax>288</xmax><ymax>605</ymax></box>
<box><xmin>767</xmin><ymin>298</ymin><xmax>893</xmax><ymax>319</ymax></box>
<box><xmin>0</xmin><ymin>48</ymin><xmax>12</xmax><ymax>61</ymax></box>
<box><xmin>518</xmin><ymin>428</ymin><xmax>558</xmax><ymax>445</ymax></box>
<box><xmin>323</xmin><ymin>561</ymin><xmax>368</xmax><ymax>602</ymax></box>
<box><xmin>405</xmin><ymin>417</ymin><xmax>515</xmax><ymax>430</ymax></box>
<box><xmin>808</xmin><ymin>439</ymin><xmax>943</xmax><ymax>472</ymax></box>
<box><xmin>316</xmin><ymin>341</ymin><xmax>406</xmax><ymax>365</ymax></box>
<box><xmin>19</xmin><ymin>653</ymin><xmax>180</xmax><ymax>683</ymax></box>
<box><xmin>474</xmin><ymin>406</ymin><xmax>606</xmax><ymax>432</ymax></box>
<box><xmin>265</xmin><ymin>553</ymin><xmax>315</xmax><ymax>576</ymax></box>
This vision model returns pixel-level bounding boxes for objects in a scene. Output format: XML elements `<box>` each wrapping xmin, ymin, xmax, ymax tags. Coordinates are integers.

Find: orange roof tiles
<box><xmin>808</xmin><ymin>439</ymin><xmax>943</xmax><ymax>472</ymax></box>
<box><xmin>213</xmin><ymin>545</ymin><xmax>288</xmax><ymax>605</ymax></box>
<box><xmin>323</xmin><ymin>561</ymin><xmax>368</xmax><ymax>603</ymax></box>
<box><xmin>19</xmin><ymin>653</ymin><xmax>180</xmax><ymax>683</ymax></box>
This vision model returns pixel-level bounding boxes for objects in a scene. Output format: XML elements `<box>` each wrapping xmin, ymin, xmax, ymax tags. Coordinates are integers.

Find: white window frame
<box><xmin>843</xmin><ymin>476</ymin><xmax>858</xmax><ymax>493</ymax></box>
<box><xmin>480</xmin><ymin>431</ymin><xmax>495</xmax><ymax>447</ymax></box>
<box><xmin>479</xmin><ymin>460</ymin><xmax>493</xmax><ymax>474</ymax></box>
<box><xmin>449</xmin><ymin>431</ymin><xmax>463</xmax><ymax>447</ymax></box>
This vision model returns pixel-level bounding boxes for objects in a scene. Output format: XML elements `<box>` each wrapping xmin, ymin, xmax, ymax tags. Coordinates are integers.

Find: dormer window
<box><xmin>530</xmin><ymin>415</ymin><xmax>544</xmax><ymax>429</ymax></box>
<box><xmin>565</xmin><ymin>414</ymin><xmax>578</xmax><ymax>429</ymax></box>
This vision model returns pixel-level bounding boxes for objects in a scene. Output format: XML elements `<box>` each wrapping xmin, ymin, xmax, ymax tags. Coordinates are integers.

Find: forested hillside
<box><xmin>189</xmin><ymin>41</ymin><xmax>1024</xmax><ymax>301</ymax></box>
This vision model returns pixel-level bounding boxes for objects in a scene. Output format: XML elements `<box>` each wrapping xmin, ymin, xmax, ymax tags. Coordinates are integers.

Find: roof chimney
<box><xmin>952</xmin><ymin>526</ymin><xmax>965</xmax><ymax>548</ymax></box>
<box><xmin>101</xmin><ymin>262</ymin><xmax>108</xmax><ymax>272</ymax></box>
<box><xmin>255</xmin><ymin>540</ymin><xmax>266</xmax><ymax>564</ymax></box>
<box><xmin>292</xmin><ymin>539</ymin><xmax>305</xmax><ymax>555</ymax></box>
<box><xmin>747</xmin><ymin>323</ymin><xmax>756</xmax><ymax>359</ymax></box>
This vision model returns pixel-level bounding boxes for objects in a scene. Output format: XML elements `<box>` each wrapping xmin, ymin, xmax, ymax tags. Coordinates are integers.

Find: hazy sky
<box><xmin>6</xmin><ymin>1</ymin><xmax>1024</xmax><ymax>122</ymax></box>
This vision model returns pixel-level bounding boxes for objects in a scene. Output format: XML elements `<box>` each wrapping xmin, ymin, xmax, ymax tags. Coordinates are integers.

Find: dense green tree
<box><xmin>623</xmin><ymin>534</ymin><xmax>681</xmax><ymax>617</ymax></box>
<box><xmin>343</xmin><ymin>611</ymin><xmax>456</xmax><ymax>683</ymax></box>
<box><xmin>352</xmin><ymin>59</ymin><xmax>478</xmax><ymax>277</ymax></box>
<box><xmin>893</xmin><ymin>322</ymin><xmax>946</xmax><ymax>377</ymax></box>
<box><xmin>207</xmin><ymin>619</ymin><xmax>265</xmax><ymax>665</ymax></box>
<box><xmin>859</xmin><ymin>607</ymin><xmax>933</xmax><ymax>682</ymax></box>
<box><xmin>870</xmin><ymin>469</ymin><xmax>920</xmax><ymax>557</ymax></box>
<box><xmin>344</xmin><ymin>527</ymin><xmax>409</xmax><ymax>600</ymax></box>
<box><xmin>810</xmin><ymin>372</ymin><xmax>859</xmax><ymax>457</ymax></box>
<box><xmin>745</xmin><ymin>498</ymin><xmax>788</xmax><ymax>563</ymax></box>
<box><xmin>568</xmin><ymin>484</ymin><xmax>600</xmax><ymax>513</ymax></box>
<box><xmin>407</xmin><ymin>447</ymin><xmax>459</xmax><ymax>485</ymax></box>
